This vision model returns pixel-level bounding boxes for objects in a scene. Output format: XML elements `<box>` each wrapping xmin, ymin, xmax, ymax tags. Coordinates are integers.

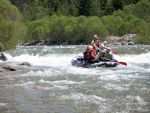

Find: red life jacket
<box><xmin>88</xmin><ymin>49</ymin><xmax>96</xmax><ymax>58</ymax></box>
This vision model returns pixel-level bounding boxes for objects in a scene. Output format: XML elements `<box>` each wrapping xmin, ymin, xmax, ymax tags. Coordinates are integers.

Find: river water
<box><xmin>0</xmin><ymin>45</ymin><xmax>150</xmax><ymax>113</ymax></box>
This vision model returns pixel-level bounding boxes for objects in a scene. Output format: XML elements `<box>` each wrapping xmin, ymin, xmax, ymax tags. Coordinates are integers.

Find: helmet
<box><xmin>107</xmin><ymin>47</ymin><xmax>111</xmax><ymax>50</ymax></box>
<box><xmin>86</xmin><ymin>45</ymin><xmax>93</xmax><ymax>51</ymax></box>
<box><xmin>94</xmin><ymin>35</ymin><xmax>97</xmax><ymax>38</ymax></box>
<box><xmin>103</xmin><ymin>41</ymin><xmax>107</xmax><ymax>44</ymax></box>
<box><xmin>88</xmin><ymin>46</ymin><xmax>93</xmax><ymax>50</ymax></box>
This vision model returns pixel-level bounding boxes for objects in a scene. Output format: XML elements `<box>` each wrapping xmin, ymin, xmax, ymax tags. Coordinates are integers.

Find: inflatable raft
<box><xmin>71</xmin><ymin>56</ymin><xmax>118</xmax><ymax>68</ymax></box>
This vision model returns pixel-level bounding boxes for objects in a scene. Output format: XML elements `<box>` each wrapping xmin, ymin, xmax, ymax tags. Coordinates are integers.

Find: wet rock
<box><xmin>128</xmin><ymin>41</ymin><xmax>135</xmax><ymax>45</ymax></box>
<box><xmin>105</xmin><ymin>34</ymin><xmax>136</xmax><ymax>45</ymax></box>
<box><xmin>0</xmin><ymin>68</ymin><xmax>5</xmax><ymax>72</ymax></box>
<box><xmin>122</xmin><ymin>34</ymin><xmax>136</xmax><ymax>41</ymax></box>
<box><xmin>1</xmin><ymin>66</ymin><xmax>16</xmax><ymax>71</ymax></box>
<box><xmin>19</xmin><ymin>62</ymin><xmax>31</xmax><ymax>66</ymax></box>
<box><xmin>0</xmin><ymin>77</ymin><xmax>5</xmax><ymax>80</ymax></box>
<box><xmin>0</xmin><ymin>53</ymin><xmax>7</xmax><ymax>61</ymax></box>
<box><xmin>33</xmin><ymin>86</ymin><xmax>44</xmax><ymax>89</ymax></box>
<box><xmin>114</xmin><ymin>42</ymin><xmax>121</xmax><ymax>45</ymax></box>
<box><xmin>23</xmin><ymin>42</ymin><xmax>39</xmax><ymax>46</ymax></box>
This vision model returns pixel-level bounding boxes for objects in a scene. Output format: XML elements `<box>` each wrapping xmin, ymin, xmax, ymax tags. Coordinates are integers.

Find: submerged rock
<box><xmin>33</xmin><ymin>86</ymin><xmax>44</xmax><ymax>89</ymax></box>
<box><xmin>0</xmin><ymin>68</ymin><xmax>5</xmax><ymax>72</ymax></box>
<box><xmin>0</xmin><ymin>53</ymin><xmax>7</xmax><ymax>61</ymax></box>
<box><xmin>1</xmin><ymin>66</ymin><xmax>16</xmax><ymax>71</ymax></box>
<box><xmin>19</xmin><ymin>62</ymin><xmax>31</xmax><ymax>66</ymax></box>
<box><xmin>0</xmin><ymin>77</ymin><xmax>5</xmax><ymax>80</ymax></box>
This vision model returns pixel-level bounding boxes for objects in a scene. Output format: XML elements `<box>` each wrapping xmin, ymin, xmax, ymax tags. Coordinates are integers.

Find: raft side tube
<box><xmin>71</xmin><ymin>56</ymin><xmax>84</xmax><ymax>66</ymax></box>
<box><xmin>71</xmin><ymin>56</ymin><xmax>118</xmax><ymax>68</ymax></box>
<box><xmin>105</xmin><ymin>62</ymin><xmax>118</xmax><ymax>67</ymax></box>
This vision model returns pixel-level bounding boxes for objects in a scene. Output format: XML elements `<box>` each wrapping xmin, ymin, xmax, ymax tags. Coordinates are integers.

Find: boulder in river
<box><xmin>33</xmin><ymin>86</ymin><xmax>44</xmax><ymax>89</ymax></box>
<box><xmin>0</xmin><ymin>68</ymin><xmax>5</xmax><ymax>72</ymax></box>
<box><xmin>0</xmin><ymin>53</ymin><xmax>7</xmax><ymax>61</ymax></box>
<box><xmin>19</xmin><ymin>62</ymin><xmax>31</xmax><ymax>66</ymax></box>
<box><xmin>1</xmin><ymin>66</ymin><xmax>16</xmax><ymax>71</ymax></box>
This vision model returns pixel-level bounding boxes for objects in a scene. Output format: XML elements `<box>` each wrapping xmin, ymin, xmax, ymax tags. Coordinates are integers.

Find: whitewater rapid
<box><xmin>3</xmin><ymin>46</ymin><xmax>150</xmax><ymax>73</ymax></box>
<box><xmin>0</xmin><ymin>45</ymin><xmax>150</xmax><ymax>113</ymax></box>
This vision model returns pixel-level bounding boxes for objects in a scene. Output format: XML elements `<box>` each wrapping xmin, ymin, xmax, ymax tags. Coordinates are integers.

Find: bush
<box><xmin>0</xmin><ymin>0</ymin><xmax>27</xmax><ymax>51</ymax></box>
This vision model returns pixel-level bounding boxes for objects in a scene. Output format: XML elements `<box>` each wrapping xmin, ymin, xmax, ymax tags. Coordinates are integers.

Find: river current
<box><xmin>0</xmin><ymin>45</ymin><xmax>150</xmax><ymax>113</ymax></box>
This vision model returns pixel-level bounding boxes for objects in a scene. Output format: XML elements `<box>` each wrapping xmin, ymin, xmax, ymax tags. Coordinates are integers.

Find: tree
<box><xmin>0</xmin><ymin>0</ymin><xmax>26</xmax><ymax>50</ymax></box>
<box><xmin>133</xmin><ymin>0</ymin><xmax>150</xmax><ymax>22</ymax></box>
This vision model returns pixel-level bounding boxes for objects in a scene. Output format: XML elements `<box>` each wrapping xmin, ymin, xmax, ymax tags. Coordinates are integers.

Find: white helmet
<box><xmin>103</xmin><ymin>41</ymin><xmax>107</xmax><ymax>44</ymax></box>
<box><xmin>88</xmin><ymin>46</ymin><xmax>93</xmax><ymax>50</ymax></box>
<box><xmin>107</xmin><ymin>47</ymin><xmax>111</xmax><ymax>50</ymax></box>
<box><xmin>94</xmin><ymin>35</ymin><xmax>97</xmax><ymax>38</ymax></box>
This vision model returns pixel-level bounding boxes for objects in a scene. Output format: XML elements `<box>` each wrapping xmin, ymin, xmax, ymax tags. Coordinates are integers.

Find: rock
<box><xmin>122</xmin><ymin>34</ymin><xmax>136</xmax><ymax>41</ymax></box>
<box><xmin>19</xmin><ymin>62</ymin><xmax>31</xmax><ymax>66</ymax></box>
<box><xmin>0</xmin><ymin>53</ymin><xmax>7</xmax><ymax>61</ymax></box>
<box><xmin>0</xmin><ymin>68</ymin><xmax>5</xmax><ymax>72</ymax></box>
<box><xmin>105</xmin><ymin>36</ymin><xmax>121</xmax><ymax>43</ymax></box>
<box><xmin>0</xmin><ymin>77</ymin><xmax>5</xmax><ymax>80</ymax></box>
<box><xmin>1</xmin><ymin>66</ymin><xmax>16</xmax><ymax>71</ymax></box>
<box><xmin>23</xmin><ymin>42</ymin><xmax>39</xmax><ymax>46</ymax></box>
<box><xmin>121</xmin><ymin>42</ymin><xmax>126</xmax><ymax>45</ymax></box>
<box><xmin>33</xmin><ymin>86</ymin><xmax>44</xmax><ymax>89</ymax></box>
<box><xmin>128</xmin><ymin>41</ymin><xmax>135</xmax><ymax>45</ymax></box>
<box><xmin>105</xmin><ymin>34</ymin><xmax>136</xmax><ymax>45</ymax></box>
<box><xmin>114</xmin><ymin>42</ymin><xmax>121</xmax><ymax>45</ymax></box>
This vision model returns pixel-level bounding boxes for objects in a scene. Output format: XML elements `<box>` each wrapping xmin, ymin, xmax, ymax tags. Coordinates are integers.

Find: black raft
<box><xmin>71</xmin><ymin>56</ymin><xmax>118</xmax><ymax>68</ymax></box>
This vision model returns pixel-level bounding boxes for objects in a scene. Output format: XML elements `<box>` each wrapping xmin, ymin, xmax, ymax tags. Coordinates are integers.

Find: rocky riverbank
<box><xmin>105</xmin><ymin>34</ymin><xmax>136</xmax><ymax>45</ymax></box>
<box><xmin>21</xmin><ymin>34</ymin><xmax>137</xmax><ymax>46</ymax></box>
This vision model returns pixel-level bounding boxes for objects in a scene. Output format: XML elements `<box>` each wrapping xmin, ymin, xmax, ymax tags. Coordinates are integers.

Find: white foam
<box><xmin>2</xmin><ymin>47</ymin><xmax>150</xmax><ymax>79</ymax></box>
<box><xmin>0</xmin><ymin>103</ymin><xmax>8</xmax><ymax>106</ymax></box>
<box><xmin>62</xmin><ymin>93</ymin><xmax>106</xmax><ymax>103</ymax></box>
<box><xmin>115</xmin><ymin>52</ymin><xmax>150</xmax><ymax>64</ymax></box>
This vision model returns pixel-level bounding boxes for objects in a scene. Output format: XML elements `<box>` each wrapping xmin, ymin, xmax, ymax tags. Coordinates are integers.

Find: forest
<box><xmin>0</xmin><ymin>0</ymin><xmax>150</xmax><ymax>51</ymax></box>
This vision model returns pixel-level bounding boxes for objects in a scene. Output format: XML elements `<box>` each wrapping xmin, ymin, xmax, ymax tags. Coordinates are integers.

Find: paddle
<box><xmin>114</xmin><ymin>59</ymin><xmax>127</xmax><ymax>66</ymax></box>
<box><xmin>112</xmin><ymin>51</ymin><xmax>118</xmax><ymax>55</ymax></box>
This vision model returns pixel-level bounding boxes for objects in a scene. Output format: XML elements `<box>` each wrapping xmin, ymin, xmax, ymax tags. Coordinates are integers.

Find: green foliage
<box><xmin>123</xmin><ymin>4</ymin><xmax>135</xmax><ymax>15</ymax></box>
<box><xmin>0</xmin><ymin>0</ymin><xmax>27</xmax><ymax>51</ymax></box>
<box><xmin>122</xmin><ymin>0</ymin><xmax>150</xmax><ymax>44</ymax></box>
<box><xmin>101</xmin><ymin>15</ymin><xmax>123</xmax><ymax>36</ymax></box>
<box><xmin>133</xmin><ymin>0</ymin><xmax>150</xmax><ymax>22</ymax></box>
<box><xmin>10</xmin><ymin>0</ymin><xmax>140</xmax><ymax>19</ymax></box>
<box><xmin>2</xmin><ymin>0</ymin><xmax>150</xmax><ymax>47</ymax></box>
<box><xmin>0</xmin><ymin>0</ymin><xmax>21</xmax><ymax>21</ymax></box>
<box><xmin>123</xmin><ymin>0</ymin><xmax>150</xmax><ymax>22</ymax></box>
<box><xmin>27</xmin><ymin>17</ymin><xmax>49</xmax><ymax>42</ymax></box>
<box><xmin>117</xmin><ymin>15</ymin><xmax>148</xmax><ymax>36</ymax></box>
<box><xmin>26</xmin><ymin>16</ymin><xmax>109</xmax><ymax>44</ymax></box>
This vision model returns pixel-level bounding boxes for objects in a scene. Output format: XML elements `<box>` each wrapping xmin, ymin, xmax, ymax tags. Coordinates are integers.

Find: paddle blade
<box><xmin>118</xmin><ymin>62</ymin><xmax>127</xmax><ymax>66</ymax></box>
<box><xmin>114</xmin><ymin>59</ymin><xmax>127</xmax><ymax>66</ymax></box>
<box><xmin>112</xmin><ymin>51</ymin><xmax>118</xmax><ymax>55</ymax></box>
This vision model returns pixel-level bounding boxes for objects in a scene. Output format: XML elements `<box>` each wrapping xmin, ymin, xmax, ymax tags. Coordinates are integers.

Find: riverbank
<box><xmin>21</xmin><ymin>34</ymin><xmax>137</xmax><ymax>47</ymax></box>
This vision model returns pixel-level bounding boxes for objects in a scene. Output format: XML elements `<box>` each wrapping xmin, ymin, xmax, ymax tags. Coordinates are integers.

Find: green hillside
<box><xmin>1</xmin><ymin>0</ymin><xmax>150</xmax><ymax>50</ymax></box>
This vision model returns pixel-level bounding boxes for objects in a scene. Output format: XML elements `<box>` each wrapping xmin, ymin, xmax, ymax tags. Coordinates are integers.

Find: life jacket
<box><xmin>91</xmin><ymin>39</ymin><xmax>98</xmax><ymax>46</ymax></box>
<box><xmin>95</xmin><ymin>40</ymin><xmax>100</xmax><ymax>47</ymax></box>
<box><xmin>101</xmin><ymin>51</ymin><xmax>114</xmax><ymax>60</ymax></box>
<box><xmin>93</xmin><ymin>45</ymin><xmax>97</xmax><ymax>50</ymax></box>
<box><xmin>100</xmin><ymin>43</ymin><xmax>108</xmax><ymax>50</ymax></box>
<box><xmin>88</xmin><ymin>49</ymin><xmax>96</xmax><ymax>59</ymax></box>
<box><xmin>98</xmin><ymin>51</ymin><xmax>102</xmax><ymax>58</ymax></box>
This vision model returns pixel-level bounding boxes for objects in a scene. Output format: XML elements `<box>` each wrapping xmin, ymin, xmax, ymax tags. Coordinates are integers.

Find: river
<box><xmin>0</xmin><ymin>45</ymin><xmax>150</xmax><ymax>113</ymax></box>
